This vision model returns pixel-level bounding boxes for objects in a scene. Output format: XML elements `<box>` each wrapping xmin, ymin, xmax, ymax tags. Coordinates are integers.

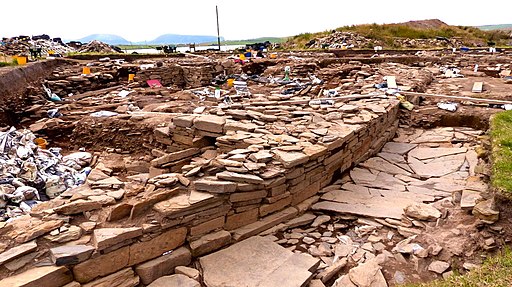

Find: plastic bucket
<box><xmin>270</xmin><ymin>53</ymin><xmax>277</xmax><ymax>59</ymax></box>
<box><xmin>34</xmin><ymin>138</ymin><xmax>47</xmax><ymax>149</ymax></box>
<box><xmin>128</xmin><ymin>74</ymin><xmax>135</xmax><ymax>82</ymax></box>
<box><xmin>16</xmin><ymin>56</ymin><xmax>27</xmax><ymax>65</ymax></box>
<box><xmin>239</xmin><ymin>54</ymin><xmax>246</xmax><ymax>61</ymax></box>
<box><xmin>244</xmin><ymin>52</ymin><xmax>252</xmax><ymax>58</ymax></box>
<box><xmin>82</xmin><ymin>67</ymin><xmax>91</xmax><ymax>75</ymax></box>
<box><xmin>227</xmin><ymin>78</ymin><xmax>234</xmax><ymax>87</ymax></box>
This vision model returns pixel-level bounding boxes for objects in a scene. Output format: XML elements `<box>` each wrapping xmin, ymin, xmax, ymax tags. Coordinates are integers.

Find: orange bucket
<box><xmin>82</xmin><ymin>67</ymin><xmax>91</xmax><ymax>75</ymax></box>
<box><xmin>16</xmin><ymin>56</ymin><xmax>27</xmax><ymax>65</ymax></box>
<box><xmin>34</xmin><ymin>138</ymin><xmax>48</xmax><ymax>149</ymax></box>
<box><xmin>227</xmin><ymin>78</ymin><xmax>234</xmax><ymax>87</ymax></box>
<box><xmin>128</xmin><ymin>74</ymin><xmax>135</xmax><ymax>82</ymax></box>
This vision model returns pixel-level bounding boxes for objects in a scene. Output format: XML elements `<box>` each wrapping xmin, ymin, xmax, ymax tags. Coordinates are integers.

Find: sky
<box><xmin>1</xmin><ymin>0</ymin><xmax>511</xmax><ymax>41</ymax></box>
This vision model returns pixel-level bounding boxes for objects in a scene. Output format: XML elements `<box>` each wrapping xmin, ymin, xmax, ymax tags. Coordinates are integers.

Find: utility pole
<box><xmin>216</xmin><ymin>5</ymin><xmax>221</xmax><ymax>51</ymax></box>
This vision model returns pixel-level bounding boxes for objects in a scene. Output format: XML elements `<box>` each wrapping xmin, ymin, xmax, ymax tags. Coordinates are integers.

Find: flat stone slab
<box><xmin>408</xmin><ymin>154</ymin><xmax>465</xmax><ymax>178</ymax></box>
<box><xmin>313</xmin><ymin>185</ymin><xmax>435</xmax><ymax>220</ymax></box>
<box><xmin>153</xmin><ymin>191</ymin><xmax>221</xmax><ymax>218</ymax></box>
<box><xmin>200</xmin><ymin>236</ymin><xmax>319</xmax><ymax>287</ymax></box>
<box><xmin>0</xmin><ymin>266</ymin><xmax>73</xmax><ymax>287</ymax></box>
<box><xmin>408</xmin><ymin>147</ymin><xmax>467</xmax><ymax>160</ymax></box>
<box><xmin>360</xmin><ymin>157</ymin><xmax>411</xmax><ymax>176</ymax></box>
<box><xmin>148</xmin><ymin>274</ymin><xmax>200</xmax><ymax>287</ymax></box>
<box><xmin>0</xmin><ymin>240</ymin><xmax>37</xmax><ymax>266</ymax></box>
<box><xmin>381</xmin><ymin>142</ymin><xmax>416</xmax><ymax>155</ymax></box>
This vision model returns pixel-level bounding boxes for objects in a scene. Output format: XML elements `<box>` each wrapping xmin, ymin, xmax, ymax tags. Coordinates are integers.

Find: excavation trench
<box><xmin>0</xmin><ymin>53</ymin><xmax>509</xmax><ymax>287</ymax></box>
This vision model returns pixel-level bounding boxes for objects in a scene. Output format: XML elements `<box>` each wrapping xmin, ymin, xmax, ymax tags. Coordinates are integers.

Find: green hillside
<box><xmin>286</xmin><ymin>20</ymin><xmax>511</xmax><ymax>49</ymax></box>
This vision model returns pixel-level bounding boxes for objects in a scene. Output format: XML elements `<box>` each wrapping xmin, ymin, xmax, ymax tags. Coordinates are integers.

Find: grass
<box><xmin>490</xmin><ymin>111</ymin><xmax>512</xmax><ymax>196</ymax></box>
<box><xmin>0</xmin><ymin>58</ymin><xmax>18</xmax><ymax>67</ymax></box>
<box><xmin>286</xmin><ymin>22</ymin><xmax>511</xmax><ymax>49</ymax></box>
<box><xmin>408</xmin><ymin>248</ymin><xmax>512</xmax><ymax>287</ymax></box>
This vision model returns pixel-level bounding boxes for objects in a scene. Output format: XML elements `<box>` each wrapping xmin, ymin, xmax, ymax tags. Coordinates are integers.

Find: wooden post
<box><xmin>216</xmin><ymin>5</ymin><xmax>221</xmax><ymax>51</ymax></box>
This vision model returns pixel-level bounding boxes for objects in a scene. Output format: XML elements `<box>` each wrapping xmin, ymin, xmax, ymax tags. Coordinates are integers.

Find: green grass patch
<box><xmin>408</xmin><ymin>248</ymin><xmax>512</xmax><ymax>287</ymax></box>
<box><xmin>490</xmin><ymin>111</ymin><xmax>512</xmax><ymax>196</ymax></box>
<box><xmin>0</xmin><ymin>59</ymin><xmax>18</xmax><ymax>67</ymax></box>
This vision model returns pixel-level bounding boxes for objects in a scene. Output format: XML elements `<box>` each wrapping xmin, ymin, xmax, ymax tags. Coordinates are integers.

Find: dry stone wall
<box><xmin>0</xmin><ymin>96</ymin><xmax>399</xmax><ymax>286</ymax></box>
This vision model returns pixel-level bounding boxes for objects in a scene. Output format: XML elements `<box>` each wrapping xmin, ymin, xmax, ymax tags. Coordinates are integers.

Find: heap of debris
<box><xmin>78</xmin><ymin>40</ymin><xmax>123</xmax><ymax>53</ymax></box>
<box><xmin>306</xmin><ymin>31</ymin><xmax>382</xmax><ymax>49</ymax></box>
<box><xmin>0</xmin><ymin>128</ymin><xmax>92</xmax><ymax>221</ymax></box>
<box><xmin>393</xmin><ymin>38</ymin><xmax>465</xmax><ymax>48</ymax></box>
<box><xmin>0</xmin><ymin>36</ymin><xmax>74</xmax><ymax>56</ymax></box>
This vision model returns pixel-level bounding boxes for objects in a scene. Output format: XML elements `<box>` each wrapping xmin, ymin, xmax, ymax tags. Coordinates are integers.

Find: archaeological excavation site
<box><xmin>0</xmin><ymin>47</ymin><xmax>512</xmax><ymax>287</ymax></box>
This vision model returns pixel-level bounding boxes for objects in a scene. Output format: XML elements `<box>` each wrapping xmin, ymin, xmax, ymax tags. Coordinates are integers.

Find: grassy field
<box><xmin>286</xmin><ymin>23</ymin><xmax>511</xmax><ymax>49</ymax></box>
<box><xmin>490</xmin><ymin>111</ymin><xmax>512</xmax><ymax>196</ymax></box>
<box><xmin>408</xmin><ymin>248</ymin><xmax>512</xmax><ymax>287</ymax></box>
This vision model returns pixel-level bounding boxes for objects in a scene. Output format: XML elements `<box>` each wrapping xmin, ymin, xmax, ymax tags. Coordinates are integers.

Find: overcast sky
<box><xmin>1</xmin><ymin>0</ymin><xmax>511</xmax><ymax>41</ymax></box>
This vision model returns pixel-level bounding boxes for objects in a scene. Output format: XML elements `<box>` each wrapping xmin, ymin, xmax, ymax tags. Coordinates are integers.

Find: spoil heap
<box><xmin>0</xmin><ymin>128</ymin><xmax>92</xmax><ymax>221</ymax></box>
<box><xmin>78</xmin><ymin>40</ymin><xmax>122</xmax><ymax>53</ymax></box>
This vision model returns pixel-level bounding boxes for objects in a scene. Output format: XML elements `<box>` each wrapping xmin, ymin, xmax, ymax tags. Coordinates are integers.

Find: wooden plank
<box><xmin>472</xmin><ymin>82</ymin><xmax>483</xmax><ymax>93</ymax></box>
<box><xmin>386</xmin><ymin>76</ymin><xmax>397</xmax><ymax>89</ymax></box>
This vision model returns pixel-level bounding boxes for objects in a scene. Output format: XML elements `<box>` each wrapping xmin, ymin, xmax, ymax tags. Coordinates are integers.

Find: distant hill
<box><xmin>477</xmin><ymin>24</ymin><xmax>512</xmax><ymax>31</ymax></box>
<box><xmin>146</xmin><ymin>34</ymin><xmax>224</xmax><ymax>45</ymax></box>
<box><xmin>78</xmin><ymin>34</ymin><xmax>130</xmax><ymax>45</ymax></box>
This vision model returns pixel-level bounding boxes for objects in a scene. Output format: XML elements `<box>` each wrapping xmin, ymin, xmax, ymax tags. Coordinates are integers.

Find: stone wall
<box><xmin>0</xmin><ymin>97</ymin><xmax>399</xmax><ymax>286</ymax></box>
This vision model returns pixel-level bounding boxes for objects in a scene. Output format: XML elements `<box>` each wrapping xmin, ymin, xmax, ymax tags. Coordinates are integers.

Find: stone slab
<box><xmin>135</xmin><ymin>247</ymin><xmax>191</xmax><ymax>285</ymax></box>
<box><xmin>190</xmin><ymin>230</ymin><xmax>231</xmax><ymax>257</ymax></box>
<box><xmin>0</xmin><ymin>266</ymin><xmax>73</xmax><ymax>287</ymax></box>
<box><xmin>82</xmin><ymin>268</ymin><xmax>139</xmax><ymax>287</ymax></box>
<box><xmin>92</xmin><ymin>227</ymin><xmax>143</xmax><ymax>251</ymax></box>
<box><xmin>148</xmin><ymin>274</ymin><xmax>200</xmax><ymax>287</ymax></box>
<box><xmin>50</xmin><ymin>245</ymin><xmax>95</xmax><ymax>266</ymax></box>
<box><xmin>232</xmin><ymin>207</ymin><xmax>298</xmax><ymax>241</ymax></box>
<box><xmin>0</xmin><ymin>240</ymin><xmax>37</xmax><ymax>266</ymax></box>
<box><xmin>200</xmin><ymin>236</ymin><xmax>318</xmax><ymax>287</ymax></box>
<box><xmin>381</xmin><ymin>142</ymin><xmax>416</xmax><ymax>155</ymax></box>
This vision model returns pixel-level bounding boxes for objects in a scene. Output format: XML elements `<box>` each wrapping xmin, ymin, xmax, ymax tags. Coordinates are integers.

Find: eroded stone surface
<box><xmin>200</xmin><ymin>236</ymin><xmax>319</xmax><ymax>287</ymax></box>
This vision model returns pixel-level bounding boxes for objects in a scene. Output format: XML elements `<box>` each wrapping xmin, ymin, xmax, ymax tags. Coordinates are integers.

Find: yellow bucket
<box><xmin>16</xmin><ymin>56</ymin><xmax>27</xmax><ymax>65</ymax></box>
<box><xmin>82</xmin><ymin>67</ymin><xmax>91</xmax><ymax>75</ymax></box>
<box><xmin>227</xmin><ymin>78</ymin><xmax>234</xmax><ymax>87</ymax></box>
<box><xmin>128</xmin><ymin>74</ymin><xmax>135</xmax><ymax>82</ymax></box>
<box><xmin>34</xmin><ymin>138</ymin><xmax>48</xmax><ymax>149</ymax></box>
<box><xmin>270</xmin><ymin>53</ymin><xmax>277</xmax><ymax>59</ymax></box>
<box><xmin>239</xmin><ymin>54</ymin><xmax>246</xmax><ymax>61</ymax></box>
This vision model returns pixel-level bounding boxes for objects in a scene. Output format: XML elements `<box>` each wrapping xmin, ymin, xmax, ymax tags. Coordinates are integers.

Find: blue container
<box><xmin>244</xmin><ymin>51</ymin><xmax>252</xmax><ymax>58</ymax></box>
